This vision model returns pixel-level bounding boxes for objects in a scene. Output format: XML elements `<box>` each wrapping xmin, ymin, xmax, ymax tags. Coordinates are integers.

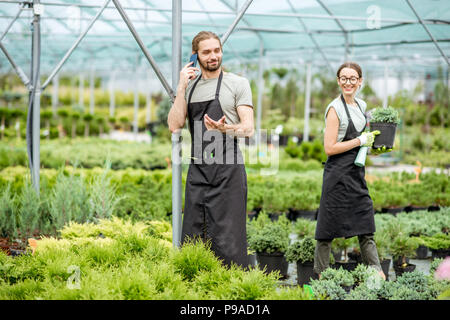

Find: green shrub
<box><xmin>0</xmin><ymin>183</ymin><xmax>17</xmax><ymax>239</ymax></box>
<box><xmin>247</xmin><ymin>221</ymin><xmax>290</xmax><ymax>254</ymax></box>
<box><xmin>285</xmin><ymin>237</ymin><xmax>315</xmax><ymax>263</ymax></box>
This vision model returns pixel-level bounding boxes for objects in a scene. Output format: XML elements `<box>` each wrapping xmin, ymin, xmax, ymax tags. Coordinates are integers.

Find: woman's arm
<box><xmin>324</xmin><ymin>107</ymin><xmax>361</xmax><ymax>156</ymax></box>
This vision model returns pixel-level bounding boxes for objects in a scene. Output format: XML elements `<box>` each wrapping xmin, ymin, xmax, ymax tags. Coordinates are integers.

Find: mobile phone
<box><xmin>189</xmin><ymin>53</ymin><xmax>198</xmax><ymax>68</ymax></box>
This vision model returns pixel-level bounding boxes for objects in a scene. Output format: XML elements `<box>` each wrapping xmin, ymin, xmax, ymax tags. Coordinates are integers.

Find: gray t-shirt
<box><xmin>324</xmin><ymin>96</ymin><xmax>367</xmax><ymax>142</ymax></box>
<box><xmin>184</xmin><ymin>72</ymin><xmax>253</xmax><ymax>125</ymax></box>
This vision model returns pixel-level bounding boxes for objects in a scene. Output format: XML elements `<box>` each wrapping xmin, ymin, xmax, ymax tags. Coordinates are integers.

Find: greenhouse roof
<box><xmin>1</xmin><ymin>0</ymin><xmax>449</xmax><ymax>85</ymax></box>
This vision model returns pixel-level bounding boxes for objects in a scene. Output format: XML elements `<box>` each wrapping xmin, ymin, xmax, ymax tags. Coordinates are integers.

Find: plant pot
<box><xmin>427</xmin><ymin>205</ymin><xmax>440</xmax><ymax>212</ymax></box>
<box><xmin>380</xmin><ymin>259</ymin><xmax>391</xmax><ymax>281</ymax></box>
<box><xmin>287</xmin><ymin>209</ymin><xmax>300</xmax><ymax>222</ymax></box>
<box><xmin>347</xmin><ymin>251</ymin><xmax>363</xmax><ymax>264</ymax></box>
<box><xmin>415</xmin><ymin>245</ymin><xmax>429</xmax><ymax>260</ymax></box>
<box><xmin>342</xmin><ymin>285</ymin><xmax>353</xmax><ymax>294</ymax></box>
<box><xmin>392</xmin><ymin>256</ymin><xmax>410</xmax><ymax>267</ymax></box>
<box><xmin>296</xmin><ymin>260</ymin><xmax>315</xmax><ymax>286</ymax></box>
<box><xmin>248</xmin><ymin>253</ymin><xmax>257</xmax><ymax>267</ymax></box>
<box><xmin>10</xmin><ymin>248</ymin><xmax>26</xmax><ymax>257</ymax></box>
<box><xmin>256</xmin><ymin>252</ymin><xmax>289</xmax><ymax>279</ymax></box>
<box><xmin>268</xmin><ymin>212</ymin><xmax>285</xmax><ymax>221</ymax></box>
<box><xmin>403</xmin><ymin>205</ymin><xmax>427</xmax><ymax>213</ymax></box>
<box><xmin>332</xmin><ymin>250</ymin><xmax>342</xmax><ymax>262</ymax></box>
<box><xmin>297</xmin><ymin>210</ymin><xmax>317</xmax><ymax>221</ymax></box>
<box><xmin>431</xmin><ymin>248</ymin><xmax>450</xmax><ymax>260</ymax></box>
<box><xmin>370</xmin><ymin>122</ymin><xmax>397</xmax><ymax>149</ymax></box>
<box><xmin>394</xmin><ymin>263</ymin><xmax>416</xmax><ymax>278</ymax></box>
<box><xmin>381</xmin><ymin>207</ymin><xmax>404</xmax><ymax>215</ymax></box>
<box><xmin>334</xmin><ymin>260</ymin><xmax>358</xmax><ymax>272</ymax></box>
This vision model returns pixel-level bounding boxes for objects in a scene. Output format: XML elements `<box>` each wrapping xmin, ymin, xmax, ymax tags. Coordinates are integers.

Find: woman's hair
<box><xmin>192</xmin><ymin>31</ymin><xmax>222</xmax><ymax>52</ymax></box>
<box><xmin>336</xmin><ymin>62</ymin><xmax>363</xmax><ymax>78</ymax></box>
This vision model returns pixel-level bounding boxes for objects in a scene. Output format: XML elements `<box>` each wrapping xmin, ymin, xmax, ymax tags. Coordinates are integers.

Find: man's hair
<box><xmin>336</xmin><ymin>62</ymin><xmax>362</xmax><ymax>78</ymax></box>
<box><xmin>192</xmin><ymin>31</ymin><xmax>222</xmax><ymax>52</ymax></box>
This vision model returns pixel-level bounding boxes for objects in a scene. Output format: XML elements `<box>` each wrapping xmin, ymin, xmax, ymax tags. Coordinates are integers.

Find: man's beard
<box><xmin>199</xmin><ymin>57</ymin><xmax>222</xmax><ymax>71</ymax></box>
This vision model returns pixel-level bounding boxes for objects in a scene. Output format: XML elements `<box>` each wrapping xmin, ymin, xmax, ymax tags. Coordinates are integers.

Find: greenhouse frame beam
<box><xmin>0</xmin><ymin>1</ymin><xmax>445</xmax><ymax>25</ymax></box>
<box><xmin>111</xmin><ymin>0</ymin><xmax>174</xmax><ymax>101</ymax></box>
<box><xmin>316</xmin><ymin>0</ymin><xmax>350</xmax><ymax>60</ymax></box>
<box><xmin>0</xmin><ymin>4</ymin><xmax>31</xmax><ymax>88</ymax></box>
<box><xmin>42</xmin><ymin>0</ymin><xmax>112</xmax><ymax>90</ymax></box>
<box><xmin>220</xmin><ymin>0</ymin><xmax>254</xmax><ymax>45</ymax></box>
<box><xmin>405</xmin><ymin>0</ymin><xmax>450</xmax><ymax>66</ymax></box>
<box><xmin>286</xmin><ymin>0</ymin><xmax>334</xmax><ymax>75</ymax></box>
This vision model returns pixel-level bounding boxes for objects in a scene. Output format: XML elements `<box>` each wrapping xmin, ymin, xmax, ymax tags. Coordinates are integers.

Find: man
<box><xmin>167</xmin><ymin>31</ymin><xmax>254</xmax><ymax>268</ymax></box>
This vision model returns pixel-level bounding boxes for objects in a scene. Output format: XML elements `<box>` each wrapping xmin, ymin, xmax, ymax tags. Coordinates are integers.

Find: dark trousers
<box><xmin>313</xmin><ymin>233</ymin><xmax>382</xmax><ymax>275</ymax></box>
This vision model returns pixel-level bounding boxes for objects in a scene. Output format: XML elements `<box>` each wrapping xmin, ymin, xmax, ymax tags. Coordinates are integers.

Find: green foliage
<box><xmin>17</xmin><ymin>180</ymin><xmax>41</xmax><ymax>242</ymax></box>
<box><xmin>285</xmin><ymin>237</ymin><xmax>315</xmax><ymax>263</ymax></box>
<box><xmin>320</xmin><ymin>267</ymin><xmax>354</xmax><ymax>287</ymax></box>
<box><xmin>292</xmin><ymin>218</ymin><xmax>316</xmax><ymax>239</ymax></box>
<box><xmin>0</xmin><ymin>183</ymin><xmax>17</xmax><ymax>239</ymax></box>
<box><xmin>247</xmin><ymin>214</ymin><xmax>290</xmax><ymax>254</ymax></box>
<box><xmin>370</xmin><ymin>106</ymin><xmax>401</xmax><ymax>124</ymax></box>
<box><xmin>420</xmin><ymin>233</ymin><xmax>450</xmax><ymax>250</ymax></box>
<box><xmin>310</xmin><ymin>279</ymin><xmax>346</xmax><ymax>300</ymax></box>
<box><xmin>389</xmin><ymin>234</ymin><xmax>419</xmax><ymax>263</ymax></box>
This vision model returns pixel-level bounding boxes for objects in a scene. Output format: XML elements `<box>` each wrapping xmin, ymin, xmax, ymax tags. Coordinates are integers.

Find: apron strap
<box><xmin>187</xmin><ymin>73</ymin><xmax>203</xmax><ymax>105</ymax></box>
<box><xmin>215</xmin><ymin>71</ymin><xmax>223</xmax><ymax>100</ymax></box>
<box><xmin>340</xmin><ymin>94</ymin><xmax>367</xmax><ymax>124</ymax></box>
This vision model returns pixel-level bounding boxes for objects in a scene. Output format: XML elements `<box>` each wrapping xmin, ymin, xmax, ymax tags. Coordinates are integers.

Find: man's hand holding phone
<box><xmin>178</xmin><ymin>61</ymin><xmax>200</xmax><ymax>92</ymax></box>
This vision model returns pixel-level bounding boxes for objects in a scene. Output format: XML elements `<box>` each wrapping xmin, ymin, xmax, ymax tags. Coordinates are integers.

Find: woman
<box><xmin>314</xmin><ymin>62</ymin><xmax>386</xmax><ymax>280</ymax></box>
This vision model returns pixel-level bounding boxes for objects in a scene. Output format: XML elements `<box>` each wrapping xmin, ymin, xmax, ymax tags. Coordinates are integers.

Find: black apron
<box><xmin>315</xmin><ymin>94</ymin><xmax>376</xmax><ymax>240</ymax></box>
<box><xmin>182</xmin><ymin>71</ymin><xmax>249</xmax><ymax>268</ymax></box>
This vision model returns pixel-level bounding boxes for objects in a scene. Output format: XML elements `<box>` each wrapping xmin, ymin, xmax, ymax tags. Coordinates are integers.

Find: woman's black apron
<box><xmin>315</xmin><ymin>94</ymin><xmax>376</xmax><ymax>240</ymax></box>
<box><xmin>182</xmin><ymin>71</ymin><xmax>249</xmax><ymax>268</ymax></box>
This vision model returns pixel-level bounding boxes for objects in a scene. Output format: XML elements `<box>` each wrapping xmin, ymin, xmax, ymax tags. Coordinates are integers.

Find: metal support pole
<box><xmin>112</xmin><ymin>0</ymin><xmax>174</xmax><ymax>101</ymax></box>
<box><xmin>255</xmin><ymin>41</ymin><xmax>264</xmax><ymax>146</ymax></box>
<box><xmin>52</xmin><ymin>72</ymin><xmax>59</xmax><ymax>115</ymax></box>
<box><xmin>109</xmin><ymin>71</ymin><xmax>115</xmax><ymax>117</ymax></box>
<box><xmin>133</xmin><ymin>66</ymin><xmax>139</xmax><ymax>140</ymax></box>
<box><xmin>27</xmin><ymin>0</ymin><xmax>41</xmax><ymax>195</ymax></box>
<box><xmin>79</xmin><ymin>73</ymin><xmax>84</xmax><ymax>111</ymax></box>
<box><xmin>42</xmin><ymin>0</ymin><xmax>111</xmax><ymax>90</ymax></box>
<box><xmin>303</xmin><ymin>62</ymin><xmax>312</xmax><ymax>142</ymax></box>
<box><xmin>89</xmin><ymin>66</ymin><xmax>95</xmax><ymax>114</ymax></box>
<box><xmin>171</xmin><ymin>0</ymin><xmax>182</xmax><ymax>248</ymax></box>
<box><xmin>220</xmin><ymin>0</ymin><xmax>254</xmax><ymax>45</ymax></box>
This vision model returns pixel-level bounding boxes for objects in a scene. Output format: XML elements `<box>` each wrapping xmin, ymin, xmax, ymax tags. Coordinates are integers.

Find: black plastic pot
<box><xmin>370</xmin><ymin>122</ymin><xmax>397</xmax><ymax>149</ymax></box>
<box><xmin>248</xmin><ymin>253</ymin><xmax>257</xmax><ymax>267</ymax></box>
<box><xmin>394</xmin><ymin>263</ymin><xmax>416</xmax><ymax>278</ymax></box>
<box><xmin>10</xmin><ymin>249</ymin><xmax>26</xmax><ymax>257</ymax></box>
<box><xmin>256</xmin><ymin>252</ymin><xmax>289</xmax><ymax>279</ymax></box>
<box><xmin>347</xmin><ymin>251</ymin><xmax>363</xmax><ymax>264</ymax></box>
<box><xmin>296</xmin><ymin>261</ymin><xmax>315</xmax><ymax>286</ymax></box>
<box><xmin>431</xmin><ymin>249</ymin><xmax>450</xmax><ymax>260</ymax></box>
<box><xmin>381</xmin><ymin>207</ymin><xmax>404</xmax><ymax>215</ymax></box>
<box><xmin>380</xmin><ymin>259</ymin><xmax>391</xmax><ymax>281</ymax></box>
<box><xmin>392</xmin><ymin>256</ymin><xmax>410</xmax><ymax>267</ymax></box>
<box><xmin>403</xmin><ymin>205</ymin><xmax>428</xmax><ymax>213</ymax></box>
<box><xmin>334</xmin><ymin>260</ymin><xmax>358</xmax><ymax>272</ymax></box>
<box><xmin>342</xmin><ymin>285</ymin><xmax>353</xmax><ymax>294</ymax></box>
<box><xmin>415</xmin><ymin>245</ymin><xmax>429</xmax><ymax>260</ymax></box>
<box><xmin>298</xmin><ymin>210</ymin><xmax>318</xmax><ymax>221</ymax></box>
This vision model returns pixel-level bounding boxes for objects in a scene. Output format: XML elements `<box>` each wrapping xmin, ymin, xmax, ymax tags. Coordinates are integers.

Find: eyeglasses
<box><xmin>338</xmin><ymin>76</ymin><xmax>359</xmax><ymax>85</ymax></box>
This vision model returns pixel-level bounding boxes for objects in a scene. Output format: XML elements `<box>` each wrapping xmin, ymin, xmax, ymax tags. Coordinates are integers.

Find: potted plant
<box><xmin>420</xmin><ymin>233</ymin><xmax>450</xmax><ymax>260</ymax></box>
<box><xmin>369</xmin><ymin>106</ymin><xmax>400</xmax><ymax>149</ymax></box>
<box><xmin>332</xmin><ymin>237</ymin><xmax>358</xmax><ymax>271</ymax></box>
<box><xmin>247</xmin><ymin>217</ymin><xmax>290</xmax><ymax>279</ymax></box>
<box><xmin>389</xmin><ymin>234</ymin><xmax>418</xmax><ymax>278</ymax></box>
<box><xmin>292</xmin><ymin>218</ymin><xmax>316</xmax><ymax>240</ymax></box>
<box><xmin>319</xmin><ymin>267</ymin><xmax>355</xmax><ymax>293</ymax></box>
<box><xmin>285</xmin><ymin>237</ymin><xmax>316</xmax><ymax>286</ymax></box>
<box><xmin>374</xmin><ymin>231</ymin><xmax>391</xmax><ymax>281</ymax></box>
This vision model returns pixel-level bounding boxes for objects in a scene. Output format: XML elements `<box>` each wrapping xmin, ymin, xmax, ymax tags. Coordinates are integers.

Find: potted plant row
<box><xmin>247</xmin><ymin>213</ymin><xmax>291</xmax><ymax>279</ymax></box>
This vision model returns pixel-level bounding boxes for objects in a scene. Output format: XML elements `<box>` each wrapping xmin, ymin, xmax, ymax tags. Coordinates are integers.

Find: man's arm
<box><xmin>167</xmin><ymin>62</ymin><xmax>199</xmax><ymax>133</ymax></box>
